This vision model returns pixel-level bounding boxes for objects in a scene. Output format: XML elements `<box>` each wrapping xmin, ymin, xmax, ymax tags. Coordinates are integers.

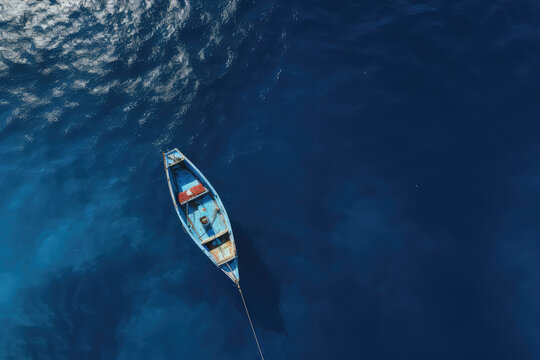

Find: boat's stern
<box><xmin>164</xmin><ymin>149</ymin><xmax>185</xmax><ymax>168</ymax></box>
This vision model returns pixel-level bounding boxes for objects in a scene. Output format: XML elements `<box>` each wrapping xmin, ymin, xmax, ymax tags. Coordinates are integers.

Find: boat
<box><xmin>163</xmin><ymin>148</ymin><xmax>265</xmax><ymax>359</ymax></box>
<box><xmin>163</xmin><ymin>148</ymin><xmax>239</xmax><ymax>283</ymax></box>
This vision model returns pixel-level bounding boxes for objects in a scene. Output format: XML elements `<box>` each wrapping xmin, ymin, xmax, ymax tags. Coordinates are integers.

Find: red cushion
<box><xmin>191</xmin><ymin>184</ymin><xmax>205</xmax><ymax>196</ymax></box>
<box><xmin>178</xmin><ymin>191</ymin><xmax>190</xmax><ymax>203</ymax></box>
<box><xmin>178</xmin><ymin>184</ymin><xmax>206</xmax><ymax>204</ymax></box>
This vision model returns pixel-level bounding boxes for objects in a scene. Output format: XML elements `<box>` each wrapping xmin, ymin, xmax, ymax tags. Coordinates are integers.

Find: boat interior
<box><xmin>165</xmin><ymin>150</ymin><xmax>236</xmax><ymax>265</ymax></box>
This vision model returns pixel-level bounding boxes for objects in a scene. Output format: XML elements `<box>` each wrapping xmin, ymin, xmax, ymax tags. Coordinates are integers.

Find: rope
<box><xmin>237</xmin><ymin>282</ymin><xmax>265</xmax><ymax>360</ymax></box>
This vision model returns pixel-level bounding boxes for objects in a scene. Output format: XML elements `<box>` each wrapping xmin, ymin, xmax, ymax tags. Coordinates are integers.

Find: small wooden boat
<box><xmin>163</xmin><ymin>148</ymin><xmax>239</xmax><ymax>283</ymax></box>
<box><xmin>163</xmin><ymin>148</ymin><xmax>265</xmax><ymax>359</ymax></box>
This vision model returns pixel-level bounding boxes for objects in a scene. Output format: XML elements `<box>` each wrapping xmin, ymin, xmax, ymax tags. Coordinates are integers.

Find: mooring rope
<box><xmin>236</xmin><ymin>282</ymin><xmax>265</xmax><ymax>360</ymax></box>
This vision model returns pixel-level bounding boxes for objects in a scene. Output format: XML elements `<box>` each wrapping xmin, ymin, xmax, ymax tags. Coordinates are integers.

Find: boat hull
<box><xmin>164</xmin><ymin>149</ymin><xmax>239</xmax><ymax>283</ymax></box>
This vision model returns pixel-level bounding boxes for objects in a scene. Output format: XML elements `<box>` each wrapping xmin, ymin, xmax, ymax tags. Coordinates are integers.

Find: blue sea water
<box><xmin>1</xmin><ymin>0</ymin><xmax>540</xmax><ymax>359</ymax></box>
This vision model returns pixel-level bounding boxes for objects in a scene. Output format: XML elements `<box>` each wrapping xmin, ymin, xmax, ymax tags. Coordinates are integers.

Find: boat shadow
<box><xmin>232</xmin><ymin>221</ymin><xmax>288</xmax><ymax>336</ymax></box>
<box><xmin>164</xmin><ymin>219</ymin><xmax>287</xmax><ymax>336</ymax></box>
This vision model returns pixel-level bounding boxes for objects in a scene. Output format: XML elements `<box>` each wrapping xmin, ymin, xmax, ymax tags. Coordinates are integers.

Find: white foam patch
<box><xmin>222</xmin><ymin>0</ymin><xmax>239</xmax><ymax>23</ymax></box>
<box><xmin>45</xmin><ymin>109</ymin><xmax>62</xmax><ymax>123</ymax></box>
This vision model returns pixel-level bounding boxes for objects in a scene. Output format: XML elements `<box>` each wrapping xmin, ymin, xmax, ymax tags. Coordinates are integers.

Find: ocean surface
<box><xmin>1</xmin><ymin>0</ymin><xmax>539</xmax><ymax>359</ymax></box>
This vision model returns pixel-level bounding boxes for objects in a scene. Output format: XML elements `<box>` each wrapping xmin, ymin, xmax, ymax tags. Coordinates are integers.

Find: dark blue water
<box><xmin>1</xmin><ymin>1</ymin><xmax>540</xmax><ymax>359</ymax></box>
